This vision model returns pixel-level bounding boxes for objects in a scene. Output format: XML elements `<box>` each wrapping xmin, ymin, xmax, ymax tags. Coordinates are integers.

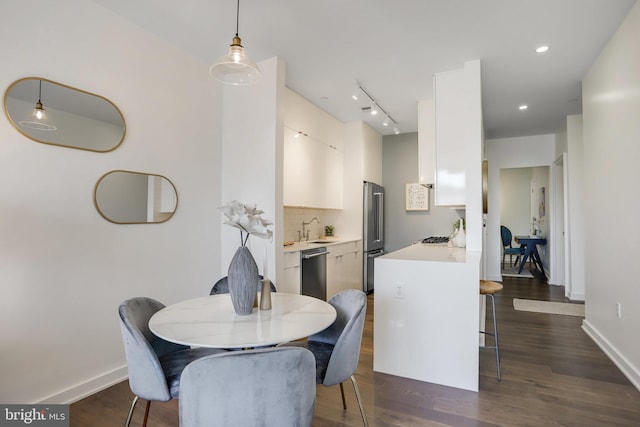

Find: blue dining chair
<box><xmin>501</xmin><ymin>225</ymin><xmax>525</xmax><ymax>268</ymax></box>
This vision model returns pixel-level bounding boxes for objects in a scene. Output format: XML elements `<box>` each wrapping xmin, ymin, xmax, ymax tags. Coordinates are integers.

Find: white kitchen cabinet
<box><xmin>284</xmin><ymin>88</ymin><xmax>344</xmax><ymax>209</ymax></box>
<box><xmin>326</xmin><ymin>241</ymin><xmax>361</xmax><ymax>299</ymax></box>
<box><xmin>418</xmin><ymin>98</ymin><xmax>436</xmax><ymax>185</ymax></box>
<box><xmin>281</xmin><ymin>251</ymin><xmax>301</xmax><ymax>294</ymax></box>
<box><xmin>430</xmin><ymin>60</ymin><xmax>482</xmax><ymax>208</ymax></box>
<box><xmin>434</xmin><ymin>68</ymin><xmax>467</xmax><ymax>206</ymax></box>
<box><xmin>283</xmin><ymin>126</ymin><xmax>343</xmax><ymax>209</ymax></box>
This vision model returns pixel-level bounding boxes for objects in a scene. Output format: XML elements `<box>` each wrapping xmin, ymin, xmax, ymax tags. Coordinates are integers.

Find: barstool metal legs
<box><xmin>481</xmin><ymin>294</ymin><xmax>501</xmax><ymax>381</ymax></box>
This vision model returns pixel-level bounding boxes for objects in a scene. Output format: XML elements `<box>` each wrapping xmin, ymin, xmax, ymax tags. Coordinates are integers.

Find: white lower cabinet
<box><xmin>326</xmin><ymin>241</ymin><xmax>362</xmax><ymax>299</ymax></box>
<box><xmin>281</xmin><ymin>251</ymin><xmax>301</xmax><ymax>294</ymax></box>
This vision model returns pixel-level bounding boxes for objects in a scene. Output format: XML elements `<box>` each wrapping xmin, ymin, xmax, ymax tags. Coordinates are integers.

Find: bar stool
<box><xmin>480</xmin><ymin>280</ymin><xmax>503</xmax><ymax>381</ymax></box>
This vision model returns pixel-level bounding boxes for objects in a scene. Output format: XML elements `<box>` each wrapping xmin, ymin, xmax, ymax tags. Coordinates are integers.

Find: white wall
<box><xmin>463</xmin><ymin>59</ymin><xmax>484</xmax><ymax>253</ymax></box>
<box><xmin>0</xmin><ymin>0</ymin><xmax>222</xmax><ymax>403</ymax></box>
<box><xmin>330</xmin><ymin>122</ymin><xmax>369</xmax><ymax>243</ymax></box>
<box><xmin>530</xmin><ymin>166</ymin><xmax>550</xmax><ymax>270</ymax></box>
<box><xmin>555</xmin><ymin>119</ymin><xmax>568</xmax><ymax>157</ymax></box>
<box><xmin>566</xmin><ymin>115</ymin><xmax>585</xmax><ymax>300</ymax></box>
<box><xmin>499</xmin><ymin>168</ymin><xmax>532</xmax><ymax>237</ymax></box>
<box><xmin>221</xmin><ymin>57</ymin><xmax>285</xmax><ymax>291</ymax></box>
<box><xmin>581</xmin><ymin>1</ymin><xmax>640</xmax><ymax>390</ymax></box>
<box><xmin>361</xmin><ymin>123</ymin><xmax>383</xmax><ymax>185</ymax></box>
<box><xmin>484</xmin><ymin>135</ymin><xmax>556</xmax><ymax>281</ymax></box>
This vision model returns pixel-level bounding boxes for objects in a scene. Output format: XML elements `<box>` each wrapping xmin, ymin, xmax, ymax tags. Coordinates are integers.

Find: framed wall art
<box><xmin>405</xmin><ymin>183</ymin><xmax>429</xmax><ymax>211</ymax></box>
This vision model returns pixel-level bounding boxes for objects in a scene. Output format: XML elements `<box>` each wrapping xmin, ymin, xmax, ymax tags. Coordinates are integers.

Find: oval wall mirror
<box><xmin>94</xmin><ymin>170</ymin><xmax>178</xmax><ymax>224</ymax></box>
<box><xmin>3</xmin><ymin>77</ymin><xmax>126</xmax><ymax>152</ymax></box>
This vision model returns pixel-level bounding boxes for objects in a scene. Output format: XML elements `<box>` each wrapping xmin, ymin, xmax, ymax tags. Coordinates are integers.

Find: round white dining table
<box><xmin>149</xmin><ymin>293</ymin><xmax>337</xmax><ymax>349</ymax></box>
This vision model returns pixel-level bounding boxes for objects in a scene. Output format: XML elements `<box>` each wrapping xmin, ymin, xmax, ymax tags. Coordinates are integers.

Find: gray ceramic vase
<box><xmin>228</xmin><ymin>246</ymin><xmax>259</xmax><ymax>315</ymax></box>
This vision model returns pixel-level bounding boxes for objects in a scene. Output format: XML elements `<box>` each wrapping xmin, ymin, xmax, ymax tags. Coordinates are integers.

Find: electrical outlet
<box><xmin>394</xmin><ymin>283</ymin><xmax>405</xmax><ymax>299</ymax></box>
<box><xmin>616</xmin><ymin>302</ymin><xmax>622</xmax><ymax>319</ymax></box>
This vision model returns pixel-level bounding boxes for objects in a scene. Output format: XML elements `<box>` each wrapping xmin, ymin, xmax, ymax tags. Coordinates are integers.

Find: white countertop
<box><xmin>283</xmin><ymin>238</ymin><xmax>360</xmax><ymax>253</ymax></box>
<box><xmin>379</xmin><ymin>243</ymin><xmax>482</xmax><ymax>264</ymax></box>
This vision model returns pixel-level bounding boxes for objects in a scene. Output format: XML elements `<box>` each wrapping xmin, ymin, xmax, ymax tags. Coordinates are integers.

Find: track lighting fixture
<box><xmin>352</xmin><ymin>81</ymin><xmax>399</xmax><ymax>134</ymax></box>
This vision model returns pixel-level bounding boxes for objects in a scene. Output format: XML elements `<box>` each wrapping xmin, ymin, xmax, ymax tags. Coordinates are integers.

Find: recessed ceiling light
<box><xmin>519</xmin><ymin>104</ymin><xmax>528</xmax><ymax>110</ymax></box>
<box><xmin>535</xmin><ymin>45</ymin><xmax>549</xmax><ymax>53</ymax></box>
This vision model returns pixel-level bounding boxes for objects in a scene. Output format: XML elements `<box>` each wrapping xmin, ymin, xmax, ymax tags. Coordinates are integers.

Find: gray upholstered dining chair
<box><xmin>283</xmin><ymin>289</ymin><xmax>369</xmax><ymax>426</ymax></box>
<box><xmin>179</xmin><ymin>347</ymin><xmax>316</xmax><ymax>427</ymax></box>
<box><xmin>209</xmin><ymin>275</ymin><xmax>276</xmax><ymax>295</ymax></box>
<box><xmin>118</xmin><ymin>297</ymin><xmax>226</xmax><ymax>427</ymax></box>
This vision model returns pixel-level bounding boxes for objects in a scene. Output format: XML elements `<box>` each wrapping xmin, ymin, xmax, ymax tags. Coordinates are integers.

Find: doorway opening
<box><xmin>499</xmin><ymin>166</ymin><xmax>550</xmax><ymax>280</ymax></box>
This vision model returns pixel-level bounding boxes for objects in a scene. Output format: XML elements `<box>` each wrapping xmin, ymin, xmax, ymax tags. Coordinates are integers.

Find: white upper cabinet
<box><xmin>424</xmin><ymin>60</ymin><xmax>482</xmax><ymax>208</ymax></box>
<box><xmin>284</xmin><ymin>89</ymin><xmax>344</xmax><ymax>209</ymax></box>
<box><xmin>283</xmin><ymin>127</ymin><xmax>343</xmax><ymax>209</ymax></box>
<box><xmin>434</xmin><ymin>68</ymin><xmax>467</xmax><ymax>206</ymax></box>
<box><xmin>418</xmin><ymin>98</ymin><xmax>436</xmax><ymax>185</ymax></box>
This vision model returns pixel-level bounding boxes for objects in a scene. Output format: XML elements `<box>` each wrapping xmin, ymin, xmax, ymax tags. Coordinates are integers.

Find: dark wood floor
<box><xmin>71</xmin><ymin>274</ymin><xmax>640</xmax><ymax>426</ymax></box>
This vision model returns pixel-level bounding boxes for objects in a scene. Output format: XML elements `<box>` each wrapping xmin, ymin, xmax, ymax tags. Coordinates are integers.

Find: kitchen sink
<box><xmin>308</xmin><ymin>240</ymin><xmax>338</xmax><ymax>244</ymax></box>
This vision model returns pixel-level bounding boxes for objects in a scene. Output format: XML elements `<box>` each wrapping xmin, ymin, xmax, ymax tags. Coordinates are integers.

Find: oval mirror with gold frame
<box><xmin>4</xmin><ymin>77</ymin><xmax>126</xmax><ymax>152</ymax></box>
<box><xmin>94</xmin><ymin>170</ymin><xmax>178</xmax><ymax>224</ymax></box>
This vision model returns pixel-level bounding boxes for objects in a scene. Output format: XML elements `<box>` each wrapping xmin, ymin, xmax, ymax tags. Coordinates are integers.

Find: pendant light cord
<box><xmin>235</xmin><ymin>0</ymin><xmax>240</xmax><ymax>37</ymax></box>
<box><xmin>38</xmin><ymin>80</ymin><xmax>43</xmax><ymax>103</ymax></box>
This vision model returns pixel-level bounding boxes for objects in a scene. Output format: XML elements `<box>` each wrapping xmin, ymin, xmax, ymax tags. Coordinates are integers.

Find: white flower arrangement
<box><xmin>531</xmin><ymin>216</ymin><xmax>544</xmax><ymax>235</ymax></box>
<box><xmin>219</xmin><ymin>200</ymin><xmax>273</xmax><ymax>246</ymax></box>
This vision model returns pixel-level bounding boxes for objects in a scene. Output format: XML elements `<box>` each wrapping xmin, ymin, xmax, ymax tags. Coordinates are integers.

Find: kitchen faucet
<box><xmin>301</xmin><ymin>217</ymin><xmax>319</xmax><ymax>241</ymax></box>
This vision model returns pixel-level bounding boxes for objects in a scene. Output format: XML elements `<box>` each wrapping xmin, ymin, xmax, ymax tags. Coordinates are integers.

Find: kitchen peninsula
<box><xmin>374</xmin><ymin>243</ymin><xmax>482</xmax><ymax>392</ymax></box>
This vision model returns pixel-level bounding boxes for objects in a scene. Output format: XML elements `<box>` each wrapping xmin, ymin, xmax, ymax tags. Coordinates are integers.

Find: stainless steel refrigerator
<box><xmin>363</xmin><ymin>181</ymin><xmax>385</xmax><ymax>293</ymax></box>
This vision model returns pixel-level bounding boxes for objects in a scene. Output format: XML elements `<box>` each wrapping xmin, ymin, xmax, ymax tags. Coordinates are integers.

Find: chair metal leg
<box><xmin>350</xmin><ymin>375</ymin><xmax>369</xmax><ymax>427</ymax></box>
<box><xmin>480</xmin><ymin>294</ymin><xmax>501</xmax><ymax>382</ymax></box>
<box><xmin>124</xmin><ymin>396</ymin><xmax>151</xmax><ymax>427</ymax></box>
<box><xmin>125</xmin><ymin>396</ymin><xmax>139</xmax><ymax>427</ymax></box>
<box><xmin>142</xmin><ymin>400</ymin><xmax>151</xmax><ymax>427</ymax></box>
<box><xmin>339</xmin><ymin>382</ymin><xmax>347</xmax><ymax>409</ymax></box>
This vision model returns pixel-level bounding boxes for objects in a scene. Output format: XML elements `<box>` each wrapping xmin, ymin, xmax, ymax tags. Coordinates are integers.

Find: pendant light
<box><xmin>18</xmin><ymin>80</ymin><xmax>57</xmax><ymax>131</ymax></box>
<box><xmin>209</xmin><ymin>0</ymin><xmax>261</xmax><ymax>85</ymax></box>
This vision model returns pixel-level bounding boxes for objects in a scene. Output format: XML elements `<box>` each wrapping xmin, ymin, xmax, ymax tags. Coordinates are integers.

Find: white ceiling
<box><xmin>92</xmin><ymin>0</ymin><xmax>636</xmax><ymax>138</ymax></box>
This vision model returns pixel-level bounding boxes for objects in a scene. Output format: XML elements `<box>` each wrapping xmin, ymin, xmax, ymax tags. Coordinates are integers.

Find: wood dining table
<box><xmin>514</xmin><ymin>235</ymin><xmax>547</xmax><ymax>277</ymax></box>
<box><xmin>148</xmin><ymin>293</ymin><xmax>337</xmax><ymax>349</ymax></box>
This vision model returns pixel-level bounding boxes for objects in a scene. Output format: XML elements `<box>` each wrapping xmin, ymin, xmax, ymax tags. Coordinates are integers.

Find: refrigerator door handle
<box><xmin>378</xmin><ymin>192</ymin><xmax>384</xmax><ymax>242</ymax></box>
<box><xmin>367</xmin><ymin>250</ymin><xmax>385</xmax><ymax>258</ymax></box>
<box><xmin>374</xmin><ymin>191</ymin><xmax>383</xmax><ymax>243</ymax></box>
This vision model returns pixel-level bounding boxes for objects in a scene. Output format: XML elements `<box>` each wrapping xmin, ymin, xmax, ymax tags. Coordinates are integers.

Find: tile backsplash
<box><xmin>284</xmin><ymin>207</ymin><xmax>341</xmax><ymax>242</ymax></box>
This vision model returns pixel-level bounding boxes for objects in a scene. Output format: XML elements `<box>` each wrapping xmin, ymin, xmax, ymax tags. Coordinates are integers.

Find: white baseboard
<box><xmin>569</xmin><ymin>291</ymin><xmax>585</xmax><ymax>302</ymax></box>
<box><xmin>37</xmin><ymin>366</ymin><xmax>128</xmax><ymax>404</ymax></box>
<box><xmin>582</xmin><ymin>320</ymin><xmax>640</xmax><ymax>392</ymax></box>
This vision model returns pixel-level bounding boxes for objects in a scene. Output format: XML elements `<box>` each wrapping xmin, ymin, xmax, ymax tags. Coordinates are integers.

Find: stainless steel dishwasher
<box><xmin>300</xmin><ymin>246</ymin><xmax>328</xmax><ymax>300</ymax></box>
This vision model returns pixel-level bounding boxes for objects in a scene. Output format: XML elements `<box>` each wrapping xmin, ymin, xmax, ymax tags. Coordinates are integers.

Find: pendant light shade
<box><xmin>209</xmin><ymin>0</ymin><xmax>261</xmax><ymax>85</ymax></box>
<box><xmin>18</xmin><ymin>80</ymin><xmax>57</xmax><ymax>131</ymax></box>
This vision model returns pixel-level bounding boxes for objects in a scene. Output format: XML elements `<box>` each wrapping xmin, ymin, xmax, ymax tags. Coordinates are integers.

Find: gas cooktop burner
<box><xmin>421</xmin><ymin>236</ymin><xmax>449</xmax><ymax>244</ymax></box>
